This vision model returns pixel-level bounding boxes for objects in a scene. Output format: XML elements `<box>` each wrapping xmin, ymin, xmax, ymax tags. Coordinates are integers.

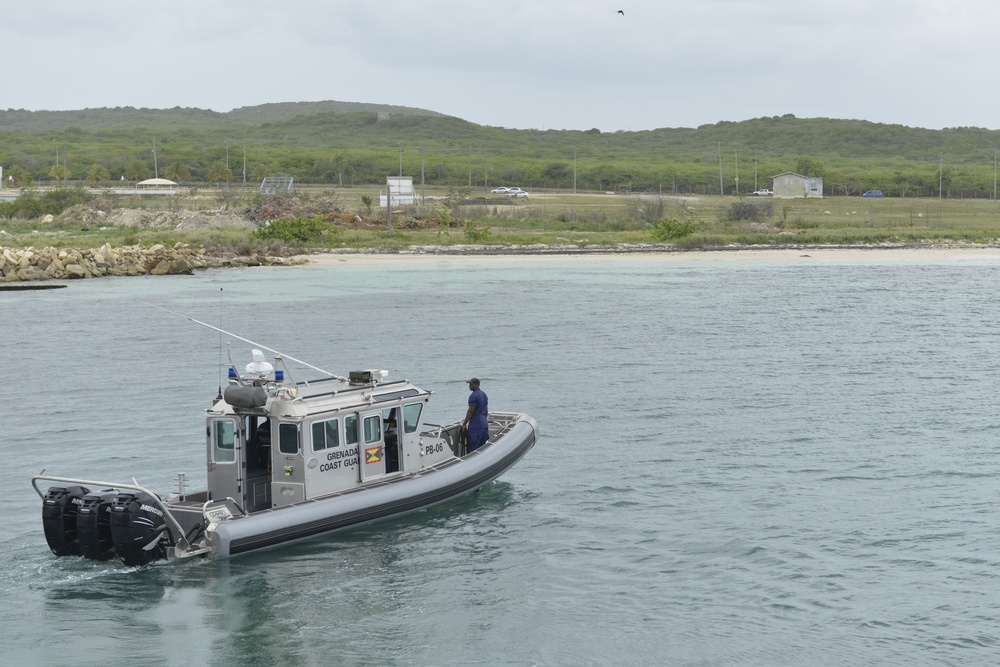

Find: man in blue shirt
<box><xmin>462</xmin><ymin>377</ymin><xmax>489</xmax><ymax>453</ymax></box>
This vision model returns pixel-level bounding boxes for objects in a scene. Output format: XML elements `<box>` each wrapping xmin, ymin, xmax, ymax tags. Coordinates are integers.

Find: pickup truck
<box><xmin>752</xmin><ymin>189</ymin><xmax>773</xmax><ymax>196</ymax></box>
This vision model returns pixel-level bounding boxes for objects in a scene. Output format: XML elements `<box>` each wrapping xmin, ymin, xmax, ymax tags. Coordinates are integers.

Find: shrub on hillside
<box><xmin>650</xmin><ymin>218</ymin><xmax>698</xmax><ymax>241</ymax></box>
<box><xmin>0</xmin><ymin>187</ymin><xmax>91</xmax><ymax>220</ymax></box>
<box><xmin>252</xmin><ymin>216</ymin><xmax>329</xmax><ymax>243</ymax></box>
<box><xmin>724</xmin><ymin>200</ymin><xmax>773</xmax><ymax>223</ymax></box>
<box><xmin>464</xmin><ymin>221</ymin><xmax>491</xmax><ymax>243</ymax></box>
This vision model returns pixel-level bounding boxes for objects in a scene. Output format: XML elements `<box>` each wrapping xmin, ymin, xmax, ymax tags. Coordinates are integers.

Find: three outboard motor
<box><xmin>43</xmin><ymin>487</ymin><xmax>174</xmax><ymax>566</ymax></box>
<box><xmin>109</xmin><ymin>491</ymin><xmax>172</xmax><ymax>566</ymax></box>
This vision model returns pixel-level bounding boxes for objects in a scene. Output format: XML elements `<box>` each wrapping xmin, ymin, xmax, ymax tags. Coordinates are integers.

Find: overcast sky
<box><xmin>2</xmin><ymin>1</ymin><xmax>996</xmax><ymax>132</ymax></box>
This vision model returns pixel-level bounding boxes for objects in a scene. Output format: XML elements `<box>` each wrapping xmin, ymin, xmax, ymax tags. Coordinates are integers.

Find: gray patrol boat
<box><xmin>32</xmin><ymin>343</ymin><xmax>537</xmax><ymax>566</ymax></box>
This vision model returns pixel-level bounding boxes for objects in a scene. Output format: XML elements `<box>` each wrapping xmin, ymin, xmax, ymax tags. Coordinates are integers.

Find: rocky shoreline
<box><xmin>0</xmin><ymin>243</ymin><xmax>297</xmax><ymax>282</ymax></box>
<box><xmin>4</xmin><ymin>240</ymin><xmax>1000</xmax><ymax>283</ymax></box>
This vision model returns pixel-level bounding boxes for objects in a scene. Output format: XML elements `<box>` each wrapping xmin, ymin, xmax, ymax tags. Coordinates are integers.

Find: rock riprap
<box><xmin>0</xmin><ymin>243</ymin><xmax>291</xmax><ymax>282</ymax></box>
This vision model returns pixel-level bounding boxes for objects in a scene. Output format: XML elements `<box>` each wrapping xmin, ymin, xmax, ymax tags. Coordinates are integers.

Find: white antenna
<box><xmin>217</xmin><ymin>288</ymin><xmax>224</xmax><ymax>399</ymax></box>
<box><xmin>141</xmin><ymin>301</ymin><xmax>347</xmax><ymax>381</ymax></box>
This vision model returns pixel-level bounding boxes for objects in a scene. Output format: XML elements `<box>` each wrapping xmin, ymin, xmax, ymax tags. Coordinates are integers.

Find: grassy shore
<box><xmin>4</xmin><ymin>185</ymin><xmax>1000</xmax><ymax>254</ymax></box>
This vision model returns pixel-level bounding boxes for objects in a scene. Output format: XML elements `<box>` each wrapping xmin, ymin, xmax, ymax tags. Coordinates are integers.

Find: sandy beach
<box><xmin>295</xmin><ymin>245</ymin><xmax>1000</xmax><ymax>266</ymax></box>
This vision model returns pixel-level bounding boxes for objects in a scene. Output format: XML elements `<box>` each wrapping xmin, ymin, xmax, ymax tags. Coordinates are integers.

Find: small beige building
<box><xmin>773</xmin><ymin>172</ymin><xmax>823</xmax><ymax>198</ymax></box>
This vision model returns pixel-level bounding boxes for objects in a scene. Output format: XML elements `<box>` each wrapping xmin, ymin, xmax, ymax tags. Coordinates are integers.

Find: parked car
<box><xmin>508</xmin><ymin>190</ymin><xmax>529</xmax><ymax>199</ymax></box>
<box><xmin>752</xmin><ymin>189</ymin><xmax>773</xmax><ymax>196</ymax></box>
<box><xmin>862</xmin><ymin>190</ymin><xmax>883</xmax><ymax>198</ymax></box>
<box><xmin>490</xmin><ymin>186</ymin><xmax>510</xmax><ymax>194</ymax></box>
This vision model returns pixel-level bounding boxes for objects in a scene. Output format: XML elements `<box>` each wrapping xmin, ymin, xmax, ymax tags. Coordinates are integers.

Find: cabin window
<box><xmin>213</xmin><ymin>419</ymin><xmax>236</xmax><ymax>463</ymax></box>
<box><xmin>402</xmin><ymin>403</ymin><xmax>422</xmax><ymax>434</ymax></box>
<box><xmin>345</xmin><ymin>415</ymin><xmax>359</xmax><ymax>446</ymax></box>
<box><xmin>278</xmin><ymin>423</ymin><xmax>299</xmax><ymax>455</ymax></box>
<box><xmin>311</xmin><ymin>418</ymin><xmax>340</xmax><ymax>452</ymax></box>
<box><xmin>363</xmin><ymin>415</ymin><xmax>382</xmax><ymax>444</ymax></box>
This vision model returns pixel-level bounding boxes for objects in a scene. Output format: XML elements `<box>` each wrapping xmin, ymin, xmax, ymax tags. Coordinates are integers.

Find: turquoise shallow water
<box><xmin>3</xmin><ymin>254</ymin><xmax>1000</xmax><ymax>666</ymax></box>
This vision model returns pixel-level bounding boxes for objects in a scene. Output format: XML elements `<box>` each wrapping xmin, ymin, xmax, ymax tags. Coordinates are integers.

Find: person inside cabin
<box><xmin>384</xmin><ymin>408</ymin><xmax>399</xmax><ymax>473</ymax></box>
<box><xmin>462</xmin><ymin>378</ymin><xmax>489</xmax><ymax>453</ymax></box>
<box><xmin>252</xmin><ymin>418</ymin><xmax>271</xmax><ymax>471</ymax></box>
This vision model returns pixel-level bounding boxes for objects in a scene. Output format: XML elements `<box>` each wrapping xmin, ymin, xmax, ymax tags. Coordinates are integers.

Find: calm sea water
<box><xmin>3</xmin><ymin>252</ymin><xmax>1000</xmax><ymax>666</ymax></box>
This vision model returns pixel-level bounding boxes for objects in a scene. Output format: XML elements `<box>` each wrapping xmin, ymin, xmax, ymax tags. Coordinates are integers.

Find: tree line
<box><xmin>3</xmin><ymin>108</ymin><xmax>1000</xmax><ymax>197</ymax></box>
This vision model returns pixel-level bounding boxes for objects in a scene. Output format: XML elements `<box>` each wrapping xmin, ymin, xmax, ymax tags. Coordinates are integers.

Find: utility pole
<box><xmin>734</xmin><ymin>150</ymin><xmax>739</xmax><ymax>195</ymax></box>
<box><xmin>939</xmin><ymin>152</ymin><xmax>943</xmax><ymax>200</ymax></box>
<box><xmin>243</xmin><ymin>144</ymin><xmax>247</xmax><ymax>184</ymax></box>
<box><xmin>718</xmin><ymin>143</ymin><xmax>723</xmax><ymax>196</ymax></box>
<box><xmin>573</xmin><ymin>146</ymin><xmax>577</xmax><ymax>194</ymax></box>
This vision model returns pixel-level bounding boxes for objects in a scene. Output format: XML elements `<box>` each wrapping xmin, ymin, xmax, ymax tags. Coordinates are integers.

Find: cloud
<box><xmin>2</xmin><ymin>0</ymin><xmax>1000</xmax><ymax>131</ymax></box>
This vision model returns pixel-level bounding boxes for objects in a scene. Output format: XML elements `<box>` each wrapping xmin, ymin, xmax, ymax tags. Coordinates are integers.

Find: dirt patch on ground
<box><xmin>51</xmin><ymin>196</ymin><xmax>443</xmax><ymax>233</ymax></box>
<box><xmin>55</xmin><ymin>205</ymin><xmax>257</xmax><ymax>230</ymax></box>
<box><xmin>108</xmin><ymin>209</ymin><xmax>256</xmax><ymax>230</ymax></box>
<box><xmin>247</xmin><ymin>196</ymin><xmax>344</xmax><ymax>223</ymax></box>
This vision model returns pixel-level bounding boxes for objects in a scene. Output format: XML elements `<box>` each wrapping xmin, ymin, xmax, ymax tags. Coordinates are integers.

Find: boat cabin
<box><xmin>206</xmin><ymin>363</ymin><xmax>452</xmax><ymax>514</ymax></box>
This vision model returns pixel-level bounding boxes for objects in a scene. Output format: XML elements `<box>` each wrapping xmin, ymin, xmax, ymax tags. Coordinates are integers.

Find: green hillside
<box><xmin>0</xmin><ymin>106</ymin><xmax>238</xmax><ymax>132</ymax></box>
<box><xmin>1</xmin><ymin>103</ymin><xmax>999</xmax><ymax>196</ymax></box>
<box><xmin>227</xmin><ymin>101</ymin><xmax>447</xmax><ymax>125</ymax></box>
<box><xmin>0</xmin><ymin>100</ymin><xmax>445</xmax><ymax>132</ymax></box>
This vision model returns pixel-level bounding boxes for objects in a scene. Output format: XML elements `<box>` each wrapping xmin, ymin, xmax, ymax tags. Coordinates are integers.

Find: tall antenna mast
<box><xmin>217</xmin><ymin>288</ymin><xmax>224</xmax><ymax>399</ymax></box>
<box><xmin>142</xmin><ymin>301</ymin><xmax>347</xmax><ymax>381</ymax></box>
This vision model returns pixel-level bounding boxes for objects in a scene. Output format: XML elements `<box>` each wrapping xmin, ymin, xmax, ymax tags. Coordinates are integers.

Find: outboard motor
<box><xmin>76</xmin><ymin>491</ymin><xmax>117</xmax><ymax>560</ymax></box>
<box><xmin>109</xmin><ymin>492</ymin><xmax>172</xmax><ymax>566</ymax></box>
<box><xmin>42</xmin><ymin>485</ymin><xmax>90</xmax><ymax>556</ymax></box>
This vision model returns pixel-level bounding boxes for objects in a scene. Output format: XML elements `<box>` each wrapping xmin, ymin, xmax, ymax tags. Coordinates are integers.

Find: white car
<box><xmin>752</xmin><ymin>189</ymin><xmax>773</xmax><ymax>196</ymax></box>
<box><xmin>508</xmin><ymin>190</ymin><xmax>529</xmax><ymax>199</ymax></box>
<box><xmin>490</xmin><ymin>187</ymin><xmax>510</xmax><ymax>194</ymax></box>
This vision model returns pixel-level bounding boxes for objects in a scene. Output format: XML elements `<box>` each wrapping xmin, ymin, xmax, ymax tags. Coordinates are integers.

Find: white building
<box><xmin>772</xmin><ymin>172</ymin><xmax>823</xmax><ymax>198</ymax></box>
<box><xmin>379</xmin><ymin>176</ymin><xmax>419</xmax><ymax>207</ymax></box>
